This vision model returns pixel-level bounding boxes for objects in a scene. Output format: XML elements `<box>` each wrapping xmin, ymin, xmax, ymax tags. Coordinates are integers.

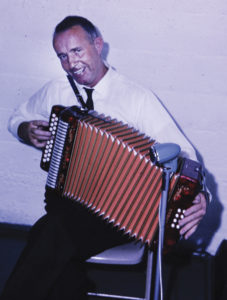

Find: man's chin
<box><xmin>70</xmin><ymin>74</ymin><xmax>87</xmax><ymax>85</ymax></box>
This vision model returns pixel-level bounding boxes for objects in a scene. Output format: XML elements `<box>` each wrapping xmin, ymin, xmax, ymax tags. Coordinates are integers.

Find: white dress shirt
<box><xmin>8</xmin><ymin>67</ymin><xmax>196</xmax><ymax>160</ymax></box>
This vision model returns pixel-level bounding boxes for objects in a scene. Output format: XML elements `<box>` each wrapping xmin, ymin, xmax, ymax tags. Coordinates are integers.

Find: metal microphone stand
<box><xmin>153</xmin><ymin>158</ymin><xmax>179</xmax><ymax>300</ymax></box>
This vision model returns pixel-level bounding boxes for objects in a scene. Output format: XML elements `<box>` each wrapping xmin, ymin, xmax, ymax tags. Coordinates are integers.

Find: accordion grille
<box><xmin>61</xmin><ymin>116</ymin><xmax>177</xmax><ymax>245</ymax></box>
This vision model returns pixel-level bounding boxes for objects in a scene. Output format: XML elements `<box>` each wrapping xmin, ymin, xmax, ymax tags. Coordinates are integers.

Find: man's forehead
<box><xmin>54</xmin><ymin>25</ymin><xmax>89</xmax><ymax>43</ymax></box>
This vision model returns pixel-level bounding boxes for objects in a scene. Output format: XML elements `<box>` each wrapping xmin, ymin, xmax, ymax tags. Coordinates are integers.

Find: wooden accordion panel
<box><xmin>41</xmin><ymin>105</ymin><xmax>202</xmax><ymax>249</ymax></box>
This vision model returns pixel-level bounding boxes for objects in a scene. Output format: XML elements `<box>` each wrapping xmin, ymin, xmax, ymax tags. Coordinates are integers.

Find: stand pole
<box><xmin>153</xmin><ymin>167</ymin><xmax>172</xmax><ymax>300</ymax></box>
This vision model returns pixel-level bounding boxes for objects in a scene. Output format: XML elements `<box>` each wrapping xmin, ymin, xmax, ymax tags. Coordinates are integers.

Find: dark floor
<box><xmin>0</xmin><ymin>222</ymin><xmax>222</xmax><ymax>300</ymax></box>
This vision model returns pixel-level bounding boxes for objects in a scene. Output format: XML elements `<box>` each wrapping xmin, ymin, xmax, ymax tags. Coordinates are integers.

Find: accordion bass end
<box><xmin>163</xmin><ymin>158</ymin><xmax>202</xmax><ymax>252</ymax></box>
<box><xmin>41</xmin><ymin>105</ymin><xmax>203</xmax><ymax>250</ymax></box>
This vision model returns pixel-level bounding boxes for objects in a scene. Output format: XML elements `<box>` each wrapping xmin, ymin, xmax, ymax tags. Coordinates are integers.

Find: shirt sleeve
<box><xmin>8</xmin><ymin>82</ymin><xmax>54</xmax><ymax>139</ymax></box>
<box><xmin>137</xmin><ymin>90</ymin><xmax>197</xmax><ymax>160</ymax></box>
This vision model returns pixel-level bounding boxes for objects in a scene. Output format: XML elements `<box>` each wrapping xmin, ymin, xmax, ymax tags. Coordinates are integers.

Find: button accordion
<box><xmin>41</xmin><ymin>105</ymin><xmax>203</xmax><ymax>250</ymax></box>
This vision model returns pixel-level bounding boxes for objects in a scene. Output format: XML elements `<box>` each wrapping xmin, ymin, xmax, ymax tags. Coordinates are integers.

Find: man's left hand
<box><xmin>178</xmin><ymin>193</ymin><xmax>207</xmax><ymax>239</ymax></box>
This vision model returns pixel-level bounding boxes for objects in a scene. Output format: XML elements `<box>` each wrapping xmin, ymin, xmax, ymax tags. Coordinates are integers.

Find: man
<box><xmin>3</xmin><ymin>16</ymin><xmax>208</xmax><ymax>300</ymax></box>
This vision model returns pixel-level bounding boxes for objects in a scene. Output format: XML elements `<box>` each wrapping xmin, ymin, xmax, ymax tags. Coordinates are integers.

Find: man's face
<box><xmin>53</xmin><ymin>25</ymin><xmax>105</xmax><ymax>87</ymax></box>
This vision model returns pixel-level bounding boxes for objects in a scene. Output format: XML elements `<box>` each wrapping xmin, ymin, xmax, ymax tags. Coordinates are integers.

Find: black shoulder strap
<box><xmin>67</xmin><ymin>75</ymin><xmax>87</xmax><ymax>109</ymax></box>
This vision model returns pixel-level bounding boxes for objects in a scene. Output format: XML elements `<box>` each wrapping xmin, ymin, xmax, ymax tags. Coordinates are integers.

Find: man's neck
<box><xmin>90</xmin><ymin>63</ymin><xmax>108</xmax><ymax>88</ymax></box>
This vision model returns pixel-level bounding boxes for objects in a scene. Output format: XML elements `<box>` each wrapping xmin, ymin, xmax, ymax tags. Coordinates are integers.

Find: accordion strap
<box><xmin>67</xmin><ymin>75</ymin><xmax>87</xmax><ymax>109</ymax></box>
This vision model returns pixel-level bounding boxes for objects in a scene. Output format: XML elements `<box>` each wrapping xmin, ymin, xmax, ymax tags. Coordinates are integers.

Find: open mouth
<box><xmin>72</xmin><ymin>67</ymin><xmax>86</xmax><ymax>76</ymax></box>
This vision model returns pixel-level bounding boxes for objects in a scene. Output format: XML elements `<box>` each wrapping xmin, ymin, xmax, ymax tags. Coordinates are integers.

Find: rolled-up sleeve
<box><xmin>8</xmin><ymin>82</ymin><xmax>53</xmax><ymax>139</ymax></box>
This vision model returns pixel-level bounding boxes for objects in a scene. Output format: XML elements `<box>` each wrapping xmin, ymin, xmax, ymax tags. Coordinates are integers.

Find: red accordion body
<box><xmin>41</xmin><ymin>105</ymin><xmax>202</xmax><ymax>249</ymax></box>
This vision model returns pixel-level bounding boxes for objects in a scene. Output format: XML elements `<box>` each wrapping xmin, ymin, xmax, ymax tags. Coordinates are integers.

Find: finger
<box><xmin>29</xmin><ymin>121</ymin><xmax>39</xmax><ymax>130</ymax></box>
<box><xmin>31</xmin><ymin>138</ymin><xmax>48</xmax><ymax>149</ymax></box>
<box><xmin>183</xmin><ymin>224</ymin><xmax>198</xmax><ymax>240</ymax></box>
<box><xmin>29</xmin><ymin>129</ymin><xmax>52</xmax><ymax>148</ymax></box>
<box><xmin>198</xmin><ymin>193</ymin><xmax>207</xmax><ymax>209</ymax></box>
<box><xmin>29</xmin><ymin>121</ymin><xmax>50</xmax><ymax>134</ymax></box>
<box><xmin>179</xmin><ymin>217</ymin><xmax>200</xmax><ymax>237</ymax></box>
<box><xmin>178</xmin><ymin>207</ymin><xmax>205</xmax><ymax>227</ymax></box>
<box><xmin>32</xmin><ymin>120</ymin><xmax>49</xmax><ymax>127</ymax></box>
<box><xmin>183</xmin><ymin>203</ymin><xmax>202</xmax><ymax>217</ymax></box>
<box><xmin>192</xmin><ymin>193</ymin><xmax>202</xmax><ymax>204</ymax></box>
<box><xmin>183</xmin><ymin>195</ymin><xmax>206</xmax><ymax>218</ymax></box>
<box><xmin>192</xmin><ymin>193</ymin><xmax>207</xmax><ymax>208</ymax></box>
<box><xmin>31</xmin><ymin>128</ymin><xmax>52</xmax><ymax>139</ymax></box>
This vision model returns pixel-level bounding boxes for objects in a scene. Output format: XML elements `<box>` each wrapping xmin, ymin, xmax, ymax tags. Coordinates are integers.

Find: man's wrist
<box><xmin>17</xmin><ymin>122</ymin><xmax>29</xmax><ymax>143</ymax></box>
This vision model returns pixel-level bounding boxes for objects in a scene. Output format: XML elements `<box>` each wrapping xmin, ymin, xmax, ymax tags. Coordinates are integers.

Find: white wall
<box><xmin>0</xmin><ymin>0</ymin><xmax>226</xmax><ymax>256</ymax></box>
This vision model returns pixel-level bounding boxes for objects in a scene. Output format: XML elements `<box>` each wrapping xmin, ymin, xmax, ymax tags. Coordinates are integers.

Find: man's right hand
<box><xmin>18</xmin><ymin>120</ymin><xmax>52</xmax><ymax>148</ymax></box>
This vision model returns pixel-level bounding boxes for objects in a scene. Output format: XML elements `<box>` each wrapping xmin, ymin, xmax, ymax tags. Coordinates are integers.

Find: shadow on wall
<box><xmin>101</xmin><ymin>42</ymin><xmax>109</xmax><ymax>62</ymax></box>
<box><xmin>155</xmin><ymin>95</ymin><xmax>223</xmax><ymax>254</ymax></box>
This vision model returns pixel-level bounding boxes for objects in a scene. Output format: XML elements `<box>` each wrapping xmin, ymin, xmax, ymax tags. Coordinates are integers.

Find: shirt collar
<box><xmin>74</xmin><ymin>66</ymin><xmax>116</xmax><ymax>99</ymax></box>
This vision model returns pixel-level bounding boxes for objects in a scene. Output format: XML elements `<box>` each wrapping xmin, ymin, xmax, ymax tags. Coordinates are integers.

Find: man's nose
<box><xmin>68</xmin><ymin>54</ymin><xmax>77</xmax><ymax>68</ymax></box>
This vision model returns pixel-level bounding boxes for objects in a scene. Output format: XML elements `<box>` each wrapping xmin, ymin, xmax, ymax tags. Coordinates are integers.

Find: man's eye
<box><xmin>73</xmin><ymin>48</ymin><xmax>82</xmax><ymax>54</ymax></box>
<box><xmin>58</xmin><ymin>54</ymin><xmax>67</xmax><ymax>61</ymax></box>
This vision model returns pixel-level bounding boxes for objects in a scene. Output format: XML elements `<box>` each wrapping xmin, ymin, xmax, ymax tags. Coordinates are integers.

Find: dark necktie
<box><xmin>84</xmin><ymin>88</ymin><xmax>94</xmax><ymax>110</ymax></box>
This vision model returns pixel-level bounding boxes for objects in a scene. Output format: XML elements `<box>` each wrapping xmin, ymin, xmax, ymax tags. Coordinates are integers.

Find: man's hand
<box><xmin>18</xmin><ymin>120</ymin><xmax>52</xmax><ymax>148</ymax></box>
<box><xmin>178</xmin><ymin>192</ymin><xmax>207</xmax><ymax>239</ymax></box>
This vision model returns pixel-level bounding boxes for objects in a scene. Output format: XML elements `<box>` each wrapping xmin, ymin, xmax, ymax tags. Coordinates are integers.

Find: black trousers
<box><xmin>1</xmin><ymin>189</ymin><xmax>130</xmax><ymax>300</ymax></box>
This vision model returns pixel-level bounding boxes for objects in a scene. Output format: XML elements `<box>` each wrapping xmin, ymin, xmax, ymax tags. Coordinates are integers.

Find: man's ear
<box><xmin>94</xmin><ymin>37</ymin><xmax>104</xmax><ymax>55</ymax></box>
